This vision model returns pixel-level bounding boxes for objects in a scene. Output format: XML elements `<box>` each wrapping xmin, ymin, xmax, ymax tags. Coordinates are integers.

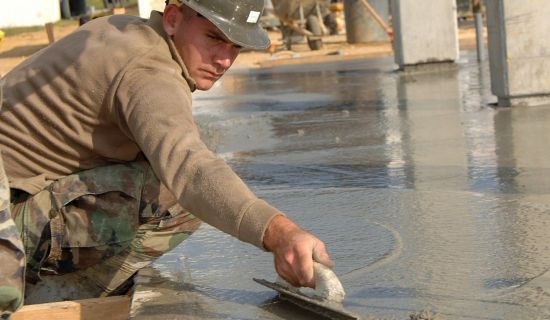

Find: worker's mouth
<box><xmin>202</xmin><ymin>69</ymin><xmax>224</xmax><ymax>80</ymax></box>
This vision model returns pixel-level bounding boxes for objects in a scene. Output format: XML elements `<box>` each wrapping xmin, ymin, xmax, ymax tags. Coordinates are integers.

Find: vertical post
<box><xmin>343</xmin><ymin>0</ymin><xmax>370</xmax><ymax>43</ymax></box>
<box><xmin>485</xmin><ymin>0</ymin><xmax>550</xmax><ymax>107</ymax></box>
<box><xmin>45</xmin><ymin>23</ymin><xmax>55</xmax><ymax>44</ymax></box>
<box><xmin>298</xmin><ymin>2</ymin><xmax>305</xmax><ymax>26</ymax></box>
<box><xmin>344</xmin><ymin>0</ymin><xmax>390</xmax><ymax>43</ymax></box>
<box><xmin>60</xmin><ymin>0</ymin><xmax>72</xmax><ymax>19</ymax></box>
<box><xmin>472</xmin><ymin>0</ymin><xmax>484</xmax><ymax>61</ymax></box>
<box><xmin>391</xmin><ymin>0</ymin><xmax>459</xmax><ymax>70</ymax></box>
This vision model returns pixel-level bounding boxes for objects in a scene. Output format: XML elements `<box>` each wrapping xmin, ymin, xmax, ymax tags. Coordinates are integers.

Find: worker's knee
<box><xmin>0</xmin><ymin>155</ymin><xmax>25</xmax><ymax>315</ymax></box>
<box><xmin>136</xmin><ymin>208</ymin><xmax>202</xmax><ymax>257</ymax></box>
<box><xmin>10</xmin><ymin>160</ymin><xmax>199</xmax><ymax>276</ymax></box>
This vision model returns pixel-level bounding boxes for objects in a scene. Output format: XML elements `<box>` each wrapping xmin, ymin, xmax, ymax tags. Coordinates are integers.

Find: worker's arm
<box><xmin>262</xmin><ymin>215</ymin><xmax>334</xmax><ymax>288</ymax></box>
<box><xmin>114</xmin><ymin>68</ymin><xmax>281</xmax><ymax>249</ymax></box>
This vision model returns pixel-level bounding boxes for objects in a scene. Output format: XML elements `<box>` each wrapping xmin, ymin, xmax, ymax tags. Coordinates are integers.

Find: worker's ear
<box><xmin>163</xmin><ymin>4</ymin><xmax>181</xmax><ymax>36</ymax></box>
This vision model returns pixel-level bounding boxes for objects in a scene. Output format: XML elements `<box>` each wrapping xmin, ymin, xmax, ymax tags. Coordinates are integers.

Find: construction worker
<box><xmin>0</xmin><ymin>0</ymin><xmax>333</xmax><ymax>316</ymax></box>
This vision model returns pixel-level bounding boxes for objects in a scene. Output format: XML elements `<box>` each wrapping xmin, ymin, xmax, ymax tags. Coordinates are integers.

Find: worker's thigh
<box><xmin>10</xmin><ymin>160</ymin><xmax>201</xmax><ymax>289</ymax></box>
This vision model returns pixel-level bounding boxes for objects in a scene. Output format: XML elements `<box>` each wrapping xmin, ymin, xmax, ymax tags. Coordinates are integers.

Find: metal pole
<box><xmin>358</xmin><ymin>0</ymin><xmax>393</xmax><ymax>39</ymax></box>
<box><xmin>299</xmin><ymin>2</ymin><xmax>305</xmax><ymax>27</ymax></box>
<box><xmin>343</xmin><ymin>0</ymin><xmax>370</xmax><ymax>43</ymax></box>
<box><xmin>344</xmin><ymin>0</ymin><xmax>390</xmax><ymax>44</ymax></box>
<box><xmin>472</xmin><ymin>0</ymin><xmax>484</xmax><ymax>61</ymax></box>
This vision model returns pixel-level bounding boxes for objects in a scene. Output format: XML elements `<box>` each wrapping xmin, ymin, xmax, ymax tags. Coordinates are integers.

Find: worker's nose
<box><xmin>214</xmin><ymin>44</ymin><xmax>240</xmax><ymax>71</ymax></box>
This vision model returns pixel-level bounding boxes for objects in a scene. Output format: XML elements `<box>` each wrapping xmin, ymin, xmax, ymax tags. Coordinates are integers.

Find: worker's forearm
<box><xmin>262</xmin><ymin>215</ymin><xmax>301</xmax><ymax>252</ymax></box>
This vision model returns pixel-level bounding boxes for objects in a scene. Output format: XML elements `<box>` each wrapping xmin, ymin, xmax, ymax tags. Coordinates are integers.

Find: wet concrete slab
<box><xmin>130</xmin><ymin>51</ymin><xmax>550</xmax><ymax>319</ymax></box>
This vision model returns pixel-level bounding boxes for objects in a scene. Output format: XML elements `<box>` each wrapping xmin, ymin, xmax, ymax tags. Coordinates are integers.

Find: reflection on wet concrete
<box><xmin>130</xmin><ymin>51</ymin><xmax>550</xmax><ymax>319</ymax></box>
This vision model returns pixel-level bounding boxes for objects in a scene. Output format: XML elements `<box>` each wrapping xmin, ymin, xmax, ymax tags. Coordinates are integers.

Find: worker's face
<box><xmin>163</xmin><ymin>4</ymin><xmax>242</xmax><ymax>91</ymax></box>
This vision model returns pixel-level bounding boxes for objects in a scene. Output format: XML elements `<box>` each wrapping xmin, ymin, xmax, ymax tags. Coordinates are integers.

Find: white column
<box><xmin>390</xmin><ymin>0</ymin><xmax>459</xmax><ymax>69</ymax></box>
<box><xmin>485</xmin><ymin>0</ymin><xmax>550</xmax><ymax>107</ymax></box>
<box><xmin>137</xmin><ymin>0</ymin><xmax>166</xmax><ymax>19</ymax></box>
<box><xmin>0</xmin><ymin>0</ymin><xmax>60</xmax><ymax>28</ymax></box>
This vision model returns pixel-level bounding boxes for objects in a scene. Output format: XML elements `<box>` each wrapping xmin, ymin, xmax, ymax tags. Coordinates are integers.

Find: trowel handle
<box><xmin>313</xmin><ymin>261</ymin><xmax>338</xmax><ymax>286</ymax></box>
<box><xmin>313</xmin><ymin>261</ymin><xmax>346</xmax><ymax>302</ymax></box>
<box><xmin>313</xmin><ymin>261</ymin><xmax>331</xmax><ymax>277</ymax></box>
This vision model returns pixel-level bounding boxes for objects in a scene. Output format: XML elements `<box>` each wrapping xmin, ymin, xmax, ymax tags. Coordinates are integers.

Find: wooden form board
<box><xmin>12</xmin><ymin>295</ymin><xmax>131</xmax><ymax>320</ymax></box>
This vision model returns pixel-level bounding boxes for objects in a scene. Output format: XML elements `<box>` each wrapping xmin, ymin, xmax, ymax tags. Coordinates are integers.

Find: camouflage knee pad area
<box><xmin>0</xmin><ymin>155</ymin><xmax>25</xmax><ymax>315</ymax></box>
<box><xmin>5</xmin><ymin>161</ymin><xmax>201</xmax><ymax>310</ymax></box>
<box><xmin>0</xmin><ymin>81</ymin><xmax>25</xmax><ymax>316</ymax></box>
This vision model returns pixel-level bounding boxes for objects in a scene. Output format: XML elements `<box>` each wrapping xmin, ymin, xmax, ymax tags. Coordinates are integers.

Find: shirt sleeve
<box><xmin>112</xmin><ymin>67</ymin><xmax>283</xmax><ymax>249</ymax></box>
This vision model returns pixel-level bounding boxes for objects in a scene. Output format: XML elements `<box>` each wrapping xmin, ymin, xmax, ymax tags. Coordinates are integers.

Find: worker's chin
<box><xmin>195</xmin><ymin>78</ymin><xmax>217</xmax><ymax>91</ymax></box>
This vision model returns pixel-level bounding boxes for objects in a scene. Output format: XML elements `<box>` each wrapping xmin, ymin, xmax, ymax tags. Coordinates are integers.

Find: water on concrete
<box><xmin>130</xmin><ymin>51</ymin><xmax>550</xmax><ymax>320</ymax></box>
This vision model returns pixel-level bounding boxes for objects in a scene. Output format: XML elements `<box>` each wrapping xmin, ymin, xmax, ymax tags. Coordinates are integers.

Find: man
<box><xmin>0</xmin><ymin>0</ymin><xmax>333</xmax><ymax>315</ymax></box>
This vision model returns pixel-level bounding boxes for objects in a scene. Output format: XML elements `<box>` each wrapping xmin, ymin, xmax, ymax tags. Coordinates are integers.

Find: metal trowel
<box><xmin>254</xmin><ymin>262</ymin><xmax>360</xmax><ymax>320</ymax></box>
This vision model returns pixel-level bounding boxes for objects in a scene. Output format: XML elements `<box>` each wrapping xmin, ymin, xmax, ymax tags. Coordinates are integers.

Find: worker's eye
<box><xmin>207</xmin><ymin>33</ymin><xmax>224</xmax><ymax>42</ymax></box>
<box><xmin>206</xmin><ymin>33</ymin><xmax>241</xmax><ymax>51</ymax></box>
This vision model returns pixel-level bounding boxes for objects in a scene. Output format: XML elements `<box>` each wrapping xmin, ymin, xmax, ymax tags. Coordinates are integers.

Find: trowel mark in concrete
<box><xmin>339</xmin><ymin>221</ymin><xmax>403</xmax><ymax>281</ymax></box>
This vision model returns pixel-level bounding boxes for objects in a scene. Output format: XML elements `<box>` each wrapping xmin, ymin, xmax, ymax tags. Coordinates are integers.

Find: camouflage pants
<box><xmin>2</xmin><ymin>160</ymin><xmax>201</xmax><ymax>315</ymax></box>
<box><xmin>0</xmin><ymin>154</ymin><xmax>25</xmax><ymax>317</ymax></box>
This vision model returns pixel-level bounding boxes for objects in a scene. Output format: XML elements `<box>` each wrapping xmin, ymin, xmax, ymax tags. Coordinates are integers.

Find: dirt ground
<box><xmin>0</xmin><ymin>16</ymin><xmax>482</xmax><ymax>77</ymax></box>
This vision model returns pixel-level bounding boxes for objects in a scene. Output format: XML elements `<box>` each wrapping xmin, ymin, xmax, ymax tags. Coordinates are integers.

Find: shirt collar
<box><xmin>147</xmin><ymin>10</ymin><xmax>197</xmax><ymax>92</ymax></box>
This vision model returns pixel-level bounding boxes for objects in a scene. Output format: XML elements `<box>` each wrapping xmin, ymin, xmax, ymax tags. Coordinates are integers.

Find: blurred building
<box><xmin>137</xmin><ymin>0</ymin><xmax>165</xmax><ymax>18</ymax></box>
<box><xmin>0</xmin><ymin>0</ymin><xmax>60</xmax><ymax>28</ymax></box>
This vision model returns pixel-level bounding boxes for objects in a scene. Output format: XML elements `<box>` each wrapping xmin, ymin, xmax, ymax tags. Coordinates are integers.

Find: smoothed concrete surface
<box><xmin>131</xmin><ymin>51</ymin><xmax>550</xmax><ymax>319</ymax></box>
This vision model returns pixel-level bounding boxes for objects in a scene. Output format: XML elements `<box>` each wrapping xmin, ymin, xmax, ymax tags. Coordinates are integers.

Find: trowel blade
<box><xmin>253</xmin><ymin>278</ymin><xmax>360</xmax><ymax>320</ymax></box>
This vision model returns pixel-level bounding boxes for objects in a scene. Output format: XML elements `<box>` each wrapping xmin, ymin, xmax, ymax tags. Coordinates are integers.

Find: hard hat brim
<box><xmin>210</xmin><ymin>17</ymin><xmax>271</xmax><ymax>51</ymax></box>
<box><xmin>189</xmin><ymin>4</ymin><xmax>271</xmax><ymax>51</ymax></box>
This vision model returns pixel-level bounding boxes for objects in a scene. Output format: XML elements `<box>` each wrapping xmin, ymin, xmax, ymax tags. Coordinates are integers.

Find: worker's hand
<box><xmin>263</xmin><ymin>215</ymin><xmax>334</xmax><ymax>289</ymax></box>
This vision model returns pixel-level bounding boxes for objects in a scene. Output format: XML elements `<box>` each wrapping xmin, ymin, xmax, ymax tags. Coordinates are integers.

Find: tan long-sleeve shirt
<box><xmin>0</xmin><ymin>11</ymin><xmax>281</xmax><ymax>249</ymax></box>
